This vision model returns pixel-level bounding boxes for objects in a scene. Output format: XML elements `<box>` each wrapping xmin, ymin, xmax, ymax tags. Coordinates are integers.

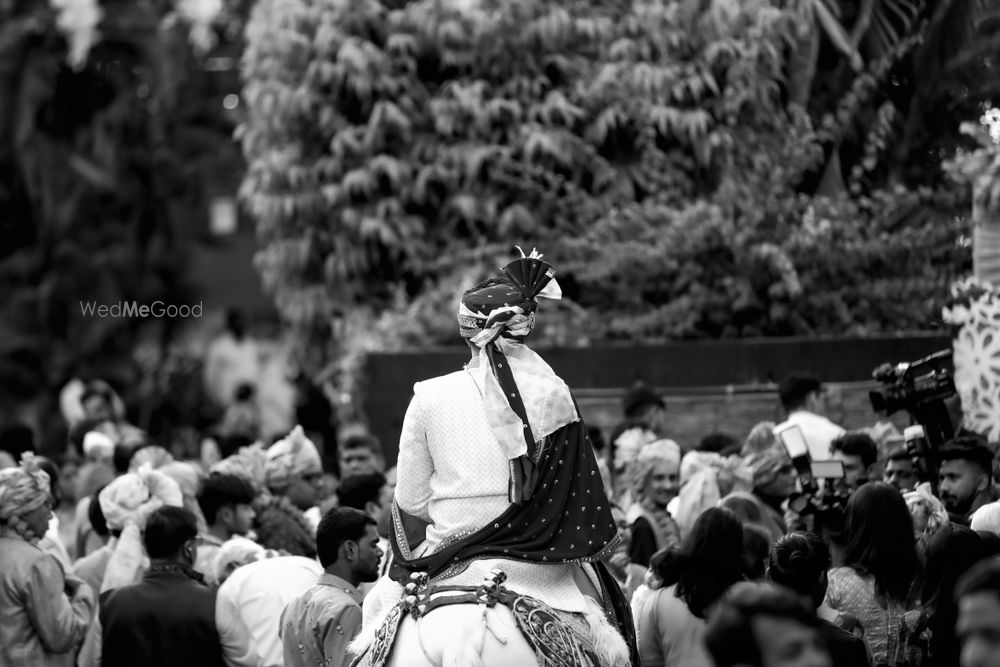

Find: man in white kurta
<box><xmin>356</xmin><ymin>250</ymin><xmax>633</xmax><ymax>667</ymax></box>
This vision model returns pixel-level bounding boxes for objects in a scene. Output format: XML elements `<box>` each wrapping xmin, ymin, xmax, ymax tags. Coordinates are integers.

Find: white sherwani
<box><xmin>362</xmin><ymin>366</ymin><xmax>595</xmax><ymax>627</ymax></box>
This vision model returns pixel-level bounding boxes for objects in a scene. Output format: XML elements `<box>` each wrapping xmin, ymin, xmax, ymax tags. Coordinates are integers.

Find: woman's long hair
<box><xmin>922</xmin><ymin>524</ymin><xmax>987</xmax><ymax>666</ymax></box>
<box><xmin>654</xmin><ymin>507</ymin><xmax>745</xmax><ymax>618</ymax></box>
<box><xmin>841</xmin><ymin>482</ymin><xmax>919</xmax><ymax>603</ymax></box>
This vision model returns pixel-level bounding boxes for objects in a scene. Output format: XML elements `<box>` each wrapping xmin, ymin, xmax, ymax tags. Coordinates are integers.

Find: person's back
<box><xmin>636</xmin><ymin>509</ymin><xmax>747</xmax><ymax>667</ymax></box>
<box><xmin>0</xmin><ymin>534</ymin><xmax>94</xmax><ymax>665</ymax></box>
<box><xmin>203</xmin><ymin>309</ymin><xmax>260</xmax><ymax>409</ymax></box>
<box><xmin>0</xmin><ymin>456</ymin><xmax>94</xmax><ymax>666</ymax></box>
<box><xmin>821</xmin><ymin>619</ymin><xmax>872</xmax><ymax>667</ymax></box>
<box><xmin>72</xmin><ymin>543</ymin><xmax>113</xmax><ymax>595</ymax></box>
<box><xmin>101</xmin><ymin>565</ymin><xmax>224</xmax><ymax>667</ymax></box>
<box><xmin>397</xmin><ymin>369</ymin><xmax>514</xmax><ymax>553</ymax></box>
<box><xmin>767</xmin><ymin>532</ymin><xmax>872</xmax><ymax>667</ymax></box>
<box><xmin>365</xmin><ymin>361</ymin><xmax>599</xmax><ymax>621</ymax></box>
<box><xmin>636</xmin><ymin>583</ymin><xmax>713</xmax><ymax>667</ymax></box>
<box><xmin>824</xmin><ymin>484</ymin><xmax>919</xmax><ymax>665</ymax></box>
<box><xmin>217</xmin><ymin>555</ymin><xmax>324</xmax><ymax>667</ymax></box>
<box><xmin>354</xmin><ymin>249</ymin><xmax>635</xmax><ymax>667</ymax></box>
<box><xmin>100</xmin><ymin>505</ymin><xmax>224</xmax><ymax>667</ymax></box>
<box><xmin>281</xmin><ymin>508</ymin><xmax>380</xmax><ymax>667</ymax></box>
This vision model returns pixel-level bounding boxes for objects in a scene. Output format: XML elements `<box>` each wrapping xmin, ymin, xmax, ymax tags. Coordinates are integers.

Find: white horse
<box><xmin>353</xmin><ymin>567</ymin><xmax>631</xmax><ymax>667</ymax></box>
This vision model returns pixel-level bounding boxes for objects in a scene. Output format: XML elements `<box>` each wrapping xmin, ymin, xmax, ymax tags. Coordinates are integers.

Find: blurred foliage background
<box><xmin>2</xmin><ymin>0</ymin><xmax>999</xmax><ymax>431</ymax></box>
<box><xmin>240</xmin><ymin>0</ymin><xmax>998</xmax><ymax>407</ymax></box>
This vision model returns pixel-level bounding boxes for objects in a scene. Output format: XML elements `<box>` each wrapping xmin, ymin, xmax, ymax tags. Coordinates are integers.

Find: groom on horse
<box><xmin>351</xmin><ymin>248</ymin><xmax>637</xmax><ymax>667</ymax></box>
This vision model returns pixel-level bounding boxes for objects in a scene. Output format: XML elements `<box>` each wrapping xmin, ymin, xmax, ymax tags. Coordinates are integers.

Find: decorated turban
<box><xmin>674</xmin><ymin>451</ymin><xmax>754</xmax><ymax>538</ymax></box>
<box><xmin>159</xmin><ymin>461</ymin><xmax>208</xmax><ymax>533</ymax></box>
<box><xmin>99</xmin><ymin>465</ymin><xmax>183</xmax><ymax>592</ymax></box>
<box><xmin>456</xmin><ymin>249</ymin><xmax>578</xmax><ymax>503</ymax></box>
<box><xmin>265</xmin><ymin>426</ymin><xmax>322</xmax><ymax>491</ymax></box>
<box><xmin>212</xmin><ymin>442</ymin><xmax>270</xmax><ymax>492</ymax></box>
<box><xmin>613</xmin><ymin>426</ymin><xmax>658</xmax><ymax>474</ymax></box>
<box><xmin>744</xmin><ymin>447</ymin><xmax>793</xmax><ymax>488</ymax></box>
<box><xmin>0</xmin><ymin>453</ymin><xmax>50</xmax><ymax>522</ymax></box>
<box><xmin>741</xmin><ymin>421</ymin><xmax>779</xmax><ymax>457</ymax></box>
<box><xmin>457</xmin><ymin>246</ymin><xmax>562</xmax><ymax>347</ymax></box>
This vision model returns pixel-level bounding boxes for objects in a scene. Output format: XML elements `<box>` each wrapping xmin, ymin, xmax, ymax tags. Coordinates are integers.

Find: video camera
<box><xmin>775</xmin><ymin>425</ymin><xmax>851</xmax><ymax>536</ymax></box>
<box><xmin>869</xmin><ymin>349</ymin><xmax>956</xmax><ymax>448</ymax></box>
<box><xmin>869</xmin><ymin>349</ymin><xmax>957</xmax><ymax>490</ymax></box>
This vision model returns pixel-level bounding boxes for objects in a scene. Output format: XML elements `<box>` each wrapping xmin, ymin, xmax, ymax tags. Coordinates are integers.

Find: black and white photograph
<box><xmin>2</xmin><ymin>1</ymin><xmax>1000</xmax><ymax>666</ymax></box>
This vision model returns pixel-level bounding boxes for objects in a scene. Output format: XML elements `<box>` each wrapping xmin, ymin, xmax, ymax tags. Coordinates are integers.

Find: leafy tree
<box><xmin>0</xmin><ymin>1</ymin><xmax>247</xmax><ymax>448</ymax></box>
<box><xmin>241</xmin><ymin>0</ymin><xmax>987</xmax><ymax>413</ymax></box>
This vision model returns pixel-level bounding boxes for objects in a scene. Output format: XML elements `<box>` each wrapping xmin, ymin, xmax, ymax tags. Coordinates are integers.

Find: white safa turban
<box><xmin>638</xmin><ymin>439</ymin><xmax>681</xmax><ymax>468</ymax></box>
<box><xmin>613</xmin><ymin>427</ymin><xmax>658</xmax><ymax>473</ymax></box>
<box><xmin>98</xmin><ymin>465</ymin><xmax>183</xmax><ymax>592</ymax></box>
<box><xmin>674</xmin><ymin>451</ymin><xmax>753</xmax><ymax>538</ymax></box>
<box><xmin>265</xmin><ymin>426</ymin><xmax>322</xmax><ymax>490</ymax></box>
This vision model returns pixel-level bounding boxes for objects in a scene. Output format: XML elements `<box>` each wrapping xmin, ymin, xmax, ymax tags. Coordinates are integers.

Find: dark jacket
<box><xmin>100</xmin><ymin>563</ymin><xmax>225</xmax><ymax>667</ymax></box>
<box><xmin>823</xmin><ymin>619</ymin><xmax>873</xmax><ymax>667</ymax></box>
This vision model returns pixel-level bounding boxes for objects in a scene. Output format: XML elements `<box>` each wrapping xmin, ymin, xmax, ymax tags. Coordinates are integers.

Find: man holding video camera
<box><xmin>937</xmin><ymin>437</ymin><xmax>997</xmax><ymax>526</ymax></box>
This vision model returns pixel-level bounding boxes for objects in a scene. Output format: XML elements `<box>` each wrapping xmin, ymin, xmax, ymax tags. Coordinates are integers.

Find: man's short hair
<box><xmin>144</xmin><ymin>506</ymin><xmax>199</xmax><ymax>559</ymax></box>
<box><xmin>830</xmin><ymin>432</ymin><xmax>878</xmax><ymax>469</ymax></box>
<box><xmin>705</xmin><ymin>582</ymin><xmax>823</xmax><ymax>667</ymax></box>
<box><xmin>622</xmin><ymin>384</ymin><xmax>664</xmax><ymax>420</ymax></box>
<box><xmin>768</xmin><ymin>531</ymin><xmax>831</xmax><ymax>598</ymax></box>
<box><xmin>340</xmin><ymin>433</ymin><xmax>382</xmax><ymax>458</ymax></box>
<box><xmin>337</xmin><ymin>472</ymin><xmax>388</xmax><ymax>511</ymax></box>
<box><xmin>316</xmin><ymin>507</ymin><xmax>377</xmax><ymax>568</ymax></box>
<box><xmin>955</xmin><ymin>556</ymin><xmax>1000</xmax><ymax>603</ymax></box>
<box><xmin>198</xmin><ymin>472</ymin><xmax>258</xmax><ymax>524</ymax></box>
<box><xmin>778</xmin><ymin>375</ymin><xmax>822</xmax><ymax>412</ymax></box>
<box><xmin>939</xmin><ymin>436</ymin><xmax>994</xmax><ymax>473</ymax></box>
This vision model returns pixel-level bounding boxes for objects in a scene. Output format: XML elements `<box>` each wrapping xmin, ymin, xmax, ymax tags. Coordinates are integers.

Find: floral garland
<box><xmin>942</xmin><ymin>276</ymin><xmax>1000</xmax><ymax>441</ymax></box>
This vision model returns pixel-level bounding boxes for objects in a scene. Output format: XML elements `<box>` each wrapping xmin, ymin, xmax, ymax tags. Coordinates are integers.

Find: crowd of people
<box><xmin>3</xmin><ymin>249</ymin><xmax>1000</xmax><ymax>667</ymax></box>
